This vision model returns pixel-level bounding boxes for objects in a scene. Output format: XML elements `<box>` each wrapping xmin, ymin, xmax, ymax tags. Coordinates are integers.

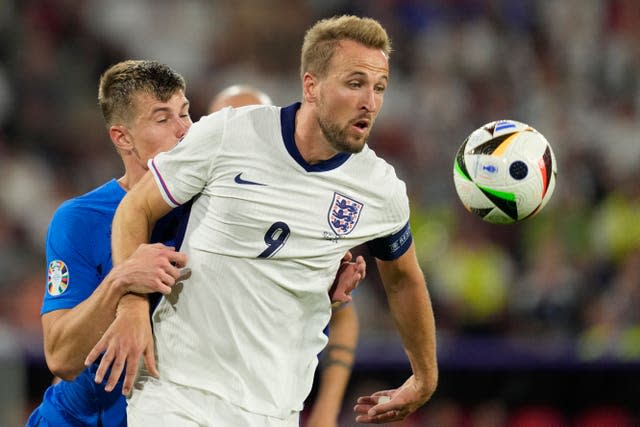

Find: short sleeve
<box><xmin>366</xmin><ymin>221</ymin><xmax>413</xmax><ymax>260</ymax></box>
<box><xmin>365</xmin><ymin>169</ymin><xmax>412</xmax><ymax>260</ymax></box>
<box><xmin>149</xmin><ymin>112</ymin><xmax>226</xmax><ymax>207</ymax></box>
<box><xmin>41</xmin><ymin>204</ymin><xmax>108</xmax><ymax>314</ymax></box>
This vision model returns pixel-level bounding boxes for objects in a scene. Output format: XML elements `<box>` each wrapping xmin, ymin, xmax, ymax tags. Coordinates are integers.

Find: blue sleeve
<box><xmin>42</xmin><ymin>204</ymin><xmax>109</xmax><ymax>315</ymax></box>
<box><xmin>366</xmin><ymin>221</ymin><xmax>413</xmax><ymax>261</ymax></box>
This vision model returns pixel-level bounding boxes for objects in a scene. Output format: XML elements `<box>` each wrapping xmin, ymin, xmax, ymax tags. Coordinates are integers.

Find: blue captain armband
<box><xmin>366</xmin><ymin>221</ymin><xmax>413</xmax><ymax>261</ymax></box>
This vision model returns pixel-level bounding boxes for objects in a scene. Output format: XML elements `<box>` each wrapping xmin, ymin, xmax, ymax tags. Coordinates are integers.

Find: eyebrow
<box><xmin>347</xmin><ymin>71</ymin><xmax>388</xmax><ymax>82</ymax></box>
<box><xmin>150</xmin><ymin>101</ymin><xmax>190</xmax><ymax>115</ymax></box>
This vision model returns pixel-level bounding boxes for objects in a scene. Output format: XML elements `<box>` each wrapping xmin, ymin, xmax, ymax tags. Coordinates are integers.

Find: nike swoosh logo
<box><xmin>234</xmin><ymin>173</ymin><xmax>266</xmax><ymax>186</ymax></box>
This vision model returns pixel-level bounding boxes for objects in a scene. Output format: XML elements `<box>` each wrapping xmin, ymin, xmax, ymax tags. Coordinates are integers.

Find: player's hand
<box><xmin>329</xmin><ymin>251</ymin><xmax>366</xmax><ymax>308</ymax></box>
<box><xmin>84</xmin><ymin>294</ymin><xmax>157</xmax><ymax>395</ymax></box>
<box><xmin>353</xmin><ymin>375</ymin><xmax>433</xmax><ymax>423</ymax></box>
<box><xmin>110</xmin><ymin>243</ymin><xmax>189</xmax><ymax>295</ymax></box>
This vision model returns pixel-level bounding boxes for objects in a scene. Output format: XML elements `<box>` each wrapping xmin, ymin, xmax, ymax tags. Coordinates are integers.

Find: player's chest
<box><xmin>206</xmin><ymin>157</ymin><xmax>375</xmax><ymax>243</ymax></box>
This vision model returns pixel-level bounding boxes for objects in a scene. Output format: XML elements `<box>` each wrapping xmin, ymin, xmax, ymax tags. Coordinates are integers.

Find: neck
<box><xmin>294</xmin><ymin>104</ymin><xmax>338</xmax><ymax>165</ymax></box>
<box><xmin>117</xmin><ymin>176</ymin><xmax>131</xmax><ymax>192</ymax></box>
<box><xmin>118</xmin><ymin>149</ymin><xmax>149</xmax><ymax>192</ymax></box>
<box><xmin>117</xmin><ymin>168</ymin><xmax>146</xmax><ymax>193</ymax></box>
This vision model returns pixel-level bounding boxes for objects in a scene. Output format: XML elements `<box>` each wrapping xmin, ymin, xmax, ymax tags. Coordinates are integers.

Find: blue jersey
<box><xmin>27</xmin><ymin>179</ymin><xmax>188</xmax><ymax>427</ymax></box>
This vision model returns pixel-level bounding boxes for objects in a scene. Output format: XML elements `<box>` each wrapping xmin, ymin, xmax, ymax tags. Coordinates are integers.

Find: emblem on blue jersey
<box><xmin>47</xmin><ymin>260</ymin><xmax>69</xmax><ymax>296</ymax></box>
<box><xmin>328</xmin><ymin>192</ymin><xmax>363</xmax><ymax>236</ymax></box>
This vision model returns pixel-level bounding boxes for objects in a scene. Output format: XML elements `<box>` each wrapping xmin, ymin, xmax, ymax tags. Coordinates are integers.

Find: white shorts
<box><xmin>127</xmin><ymin>375</ymin><xmax>299</xmax><ymax>427</ymax></box>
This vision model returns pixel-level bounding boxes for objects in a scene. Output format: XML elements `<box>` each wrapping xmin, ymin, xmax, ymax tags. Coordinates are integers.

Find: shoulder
<box><xmin>197</xmin><ymin>104</ymin><xmax>278</xmax><ymax>128</ymax></box>
<box><xmin>226</xmin><ymin>104</ymin><xmax>279</xmax><ymax>121</ymax></box>
<box><xmin>183</xmin><ymin>105</ymin><xmax>281</xmax><ymax>151</ymax></box>
<box><xmin>356</xmin><ymin>146</ymin><xmax>407</xmax><ymax>192</ymax></box>
<box><xmin>50</xmin><ymin>180</ymin><xmax>122</xmax><ymax>231</ymax></box>
<box><xmin>350</xmin><ymin>147</ymin><xmax>410</xmax><ymax>223</ymax></box>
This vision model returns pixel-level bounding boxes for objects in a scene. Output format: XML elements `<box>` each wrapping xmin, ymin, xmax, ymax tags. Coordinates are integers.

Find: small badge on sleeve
<box><xmin>47</xmin><ymin>260</ymin><xmax>69</xmax><ymax>296</ymax></box>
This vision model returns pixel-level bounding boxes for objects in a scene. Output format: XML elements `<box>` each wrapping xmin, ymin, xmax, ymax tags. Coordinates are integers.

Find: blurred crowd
<box><xmin>1</xmin><ymin>0</ymin><xmax>640</xmax><ymax>425</ymax></box>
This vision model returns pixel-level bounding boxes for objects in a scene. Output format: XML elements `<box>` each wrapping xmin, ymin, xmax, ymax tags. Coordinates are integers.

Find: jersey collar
<box><xmin>280</xmin><ymin>102</ymin><xmax>351</xmax><ymax>172</ymax></box>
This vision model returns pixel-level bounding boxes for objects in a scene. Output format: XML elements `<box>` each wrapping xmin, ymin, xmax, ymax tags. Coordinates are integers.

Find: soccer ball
<box><xmin>453</xmin><ymin>120</ymin><xmax>557</xmax><ymax>224</ymax></box>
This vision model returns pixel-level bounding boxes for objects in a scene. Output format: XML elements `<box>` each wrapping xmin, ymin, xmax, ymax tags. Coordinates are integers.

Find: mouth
<box><xmin>352</xmin><ymin>118</ymin><xmax>370</xmax><ymax>133</ymax></box>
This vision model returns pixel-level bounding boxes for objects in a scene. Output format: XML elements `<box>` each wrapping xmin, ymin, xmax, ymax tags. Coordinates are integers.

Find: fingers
<box><xmin>354</xmin><ymin>407</ymin><xmax>405</xmax><ymax>423</ymax></box>
<box><xmin>93</xmin><ymin>344</ymin><xmax>140</xmax><ymax>394</ymax></box>
<box><xmin>330</xmin><ymin>262</ymin><xmax>361</xmax><ymax>304</ymax></box>
<box><xmin>354</xmin><ymin>393</ymin><xmax>403</xmax><ymax>423</ymax></box>
<box><xmin>166</xmin><ymin>249</ymin><xmax>188</xmax><ymax>268</ymax></box>
<box><xmin>176</xmin><ymin>267</ymin><xmax>192</xmax><ymax>283</ymax></box>
<box><xmin>355</xmin><ymin>410</ymin><xmax>402</xmax><ymax>424</ymax></box>
<box><xmin>84</xmin><ymin>342</ymin><xmax>104</xmax><ymax>367</ymax></box>
<box><xmin>121</xmin><ymin>354</ymin><xmax>140</xmax><ymax>395</ymax></box>
<box><xmin>104</xmin><ymin>353</ymin><xmax>126</xmax><ymax>392</ymax></box>
<box><xmin>331</xmin><ymin>295</ymin><xmax>352</xmax><ymax>309</ymax></box>
<box><xmin>93</xmin><ymin>344</ymin><xmax>115</xmax><ymax>386</ymax></box>
<box><xmin>155</xmin><ymin>266</ymin><xmax>190</xmax><ymax>294</ymax></box>
<box><xmin>154</xmin><ymin>280</ymin><xmax>173</xmax><ymax>296</ymax></box>
<box><xmin>135</xmin><ymin>243</ymin><xmax>188</xmax><ymax>273</ymax></box>
<box><xmin>341</xmin><ymin>250</ymin><xmax>353</xmax><ymax>263</ymax></box>
<box><xmin>123</xmin><ymin>250</ymin><xmax>189</xmax><ymax>294</ymax></box>
<box><xmin>355</xmin><ymin>255</ymin><xmax>366</xmax><ymax>280</ymax></box>
<box><xmin>144</xmin><ymin>343</ymin><xmax>159</xmax><ymax>379</ymax></box>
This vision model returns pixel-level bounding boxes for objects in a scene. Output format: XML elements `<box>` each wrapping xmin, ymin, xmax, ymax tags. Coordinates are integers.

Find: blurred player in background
<box><xmin>26</xmin><ymin>60</ymin><xmax>191</xmax><ymax>426</ymax></box>
<box><xmin>92</xmin><ymin>15</ymin><xmax>438</xmax><ymax>426</ymax></box>
<box><xmin>209</xmin><ymin>84</ymin><xmax>360</xmax><ymax>427</ymax></box>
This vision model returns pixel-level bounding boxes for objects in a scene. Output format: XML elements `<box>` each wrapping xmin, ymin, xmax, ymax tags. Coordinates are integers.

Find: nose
<box><xmin>175</xmin><ymin>116</ymin><xmax>191</xmax><ymax>139</ymax></box>
<box><xmin>361</xmin><ymin>87</ymin><xmax>378</xmax><ymax>113</ymax></box>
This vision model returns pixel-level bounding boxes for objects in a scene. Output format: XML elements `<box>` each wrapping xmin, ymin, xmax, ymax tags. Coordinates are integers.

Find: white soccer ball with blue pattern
<box><xmin>453</xmin><ymin>120</ymin><xmax>557</xmax><ymax>224</ymax></box>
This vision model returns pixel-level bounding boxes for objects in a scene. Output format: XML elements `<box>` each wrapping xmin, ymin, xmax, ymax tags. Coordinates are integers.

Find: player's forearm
<box><xmin>313</xmin><ymin>357</ymin><xmax>354</xmax><ymax>415</ymax></box>
<box><xmin>43</xmin><ymin>273</ymin><xmax>130</xmax><ymax>379</ymax></box>
<box><xmin>311</xmin><ymin>366</ymin><xmax>351</xmax><ymax>422</ymax></box>
<box><xmin>111</xmin><ymin>194</ymin><xmax>153</xmax><ymax>265</ymax></box>
<box><xmin>387</xmin><ymin>279</ymin><xmax>438</xmax><ymax>396</ymax></box>
<box><xmin>312</xmin><ymin>306</ymin><xmax>359</xmax><ymax>419</ymax></box>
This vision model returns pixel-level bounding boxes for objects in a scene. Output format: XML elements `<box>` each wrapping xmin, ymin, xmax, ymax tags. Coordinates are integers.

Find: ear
<box><xmin>302</xmin><ymin>72</ymin><xmax>318</xmax><ymax>103</ymax></box>
<box><xmin>109</xmin><ymin>125</ymin><xmax>133</xmax><ymax>152</ymax></box>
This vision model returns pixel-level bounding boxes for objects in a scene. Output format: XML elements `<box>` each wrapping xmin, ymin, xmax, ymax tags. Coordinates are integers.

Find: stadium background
<box><xmin>1</xmin><ymin>1</ymin><xmax>640</xmax><ymax>425</ymax></box>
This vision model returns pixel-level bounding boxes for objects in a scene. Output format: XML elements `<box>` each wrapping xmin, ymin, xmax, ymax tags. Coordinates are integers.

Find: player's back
<box><xmin>29</xmin><ymin>179</ymin><xmax>190</xmax><ymax>426</ymax></box>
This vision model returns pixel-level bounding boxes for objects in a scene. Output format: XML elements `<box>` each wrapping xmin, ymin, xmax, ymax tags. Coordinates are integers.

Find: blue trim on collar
<box><xmin>280</xmin><ymin>102</ymin><xmax>351</xmax><ymax>172</ymax></box>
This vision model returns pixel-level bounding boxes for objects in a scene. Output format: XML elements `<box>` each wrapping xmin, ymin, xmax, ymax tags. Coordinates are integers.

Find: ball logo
<box><xmin>47</xmin><ymin>260</ymin><xmax>69</xmax><ymax>296</ymax></box>
<box><xmin>482</xmin><ymin>164</ymin><xmax>498</xmax><ymax>173</ymax></box>
<box><xmin>476</xmin><ymin>160</ymin><xmax>500</xmax><ymax>181</ymax></box>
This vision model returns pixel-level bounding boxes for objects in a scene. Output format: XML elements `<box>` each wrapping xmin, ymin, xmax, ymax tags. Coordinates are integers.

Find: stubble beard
<box><xmin>317</xmin><ymin>117</ymin><xmax>367</xmax><ymax>154</ymax></box>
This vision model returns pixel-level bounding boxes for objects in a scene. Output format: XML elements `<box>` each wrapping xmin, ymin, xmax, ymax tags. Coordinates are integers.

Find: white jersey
<box><xmin>148</xmin><ymin>103</ymin><xmax>412</xmax><ymax>419</ymax></box>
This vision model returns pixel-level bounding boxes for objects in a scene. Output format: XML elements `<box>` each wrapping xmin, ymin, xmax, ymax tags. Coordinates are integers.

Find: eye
<box><xmin>374</xmin><ymin>84</ymin><xmax>386</xmax><ymax>94</ymax></box>
<box><xmin>348</xmin><ymin>81</ymin><xmax>362</xmax><ymax>89</ymax></box>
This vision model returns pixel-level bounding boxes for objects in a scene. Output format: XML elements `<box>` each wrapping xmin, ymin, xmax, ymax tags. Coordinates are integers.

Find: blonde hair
<box><xmin>98</xmin><ymin>60</ymin><xmax>186</xmax><ymax>127</ymax></box>
<box><xmin>300</xmin><ymin>15</ymin><xmax>392</xmax><ymax>80</ymax></box>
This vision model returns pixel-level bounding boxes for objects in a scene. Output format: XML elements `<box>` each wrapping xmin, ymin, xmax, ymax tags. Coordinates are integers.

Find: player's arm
<box><xmin>42</xmin><ymin>279</ymin><xmax>129</xmax><ymax>380</ymax></box>
<box><xmin>354</xmin><ymin>242</ymin><xmax>437</xmax><ymax>423</ymax></box>
<box><xmin>43</xmin><ymin>239</ymin><xmax>186</xmax><ymax>380</ymax></box>
<box><xmin>112</xmin><ymin>171</ymin><xmax>174</xmax><ymax>265</ymax></box>
<box><xmin>307</xmin><ymin>304</ymin><xmax>359</xmax><ymax>427</ymax></box>
<box><xmin>86</xmin><ymin>170</ymin><xmax>178</xmax><ymax>394</ymax></box>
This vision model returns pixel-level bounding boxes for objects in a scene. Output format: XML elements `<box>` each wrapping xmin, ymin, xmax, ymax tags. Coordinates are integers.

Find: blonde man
<box><xmin>93</xmin><ymin>15</ymin><xmax>438</xmax><ymax>425</ymax></box>
<box><xmin>209</xmin><ymin>84</ymin><xmax>361</xmax><ymax>427</ymax></box>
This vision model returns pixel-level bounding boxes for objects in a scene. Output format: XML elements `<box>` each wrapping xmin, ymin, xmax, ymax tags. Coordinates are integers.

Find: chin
<box><xmin>349</xmin><ymin>137</ymin><xmax>367</xmax><ymax>153</ymax></box>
